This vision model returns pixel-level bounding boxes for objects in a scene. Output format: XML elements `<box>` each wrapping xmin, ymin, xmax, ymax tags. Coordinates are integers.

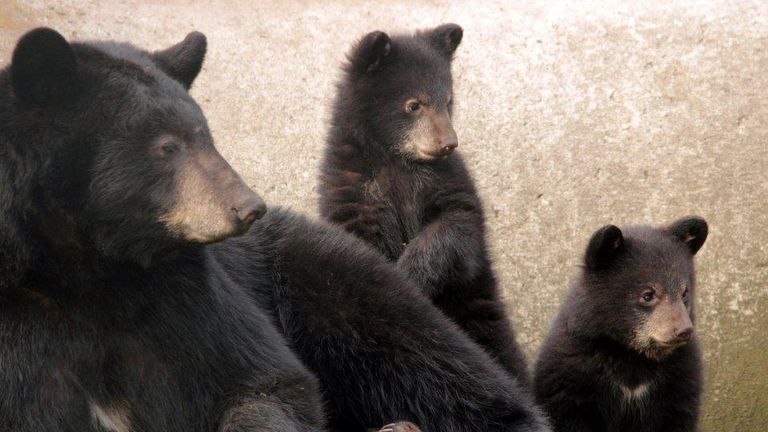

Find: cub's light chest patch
<box><xmin>90</xmin><ymin>402</ymin><xmax>131</xmax><ymax>432</ymax></box>
<box><xmin>363</xmin><ymin>178</ymin><xmax>385</xmax><ymax>198</ymax></box>
<box><xmin>619</xmin><ymin>382</ymin><xmax>652</xmax><ymax>402</ymax></box>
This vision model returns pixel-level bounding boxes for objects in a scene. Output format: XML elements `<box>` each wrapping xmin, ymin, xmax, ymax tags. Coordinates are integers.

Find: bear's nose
<box><xmin>441</xmin><ymin>140</ymin><xmax>458</xmax><ymax>156</ymax></box>
<box><xmin>233</xmin><ymin>197</ymin><xmax>267</xmax><ymax>227</ymax></box>
<box><xmin>675</xmin><ymin>326</ymin><xmax>693</xmax><ymax>342</ymax></box>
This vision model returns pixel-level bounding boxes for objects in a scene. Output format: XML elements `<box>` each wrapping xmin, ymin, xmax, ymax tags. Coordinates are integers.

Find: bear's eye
<box><xmin>161</xmin><ymin>140</ymin><xmax>181</xmax><ymax>155</ymax></box>
<box><xmin>641</xmin><ymin>290</ymin><xmax>656</xmax><ymax>304</ymax></box>
<box><xmin>405</xmin><ymin>100</ymin><xmax>422</xmax><ymax>113</ymax></box>
<box><xmin>682</xmin><ymin>288</ymin><xmax>689</xmax><ymax>300</ymax></box>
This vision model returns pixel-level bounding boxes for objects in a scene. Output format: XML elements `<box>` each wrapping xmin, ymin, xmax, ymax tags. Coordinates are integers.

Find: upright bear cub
<box><xmin>533</xmin><ymin>216</ymin><xmax>708</xmax><ymax>432</ymax></box>
<box><xmin>318</xmin><ymin>24</ymin><xmax>531</xmax><ymax>386</ymax></box>
<box><xmin>1</xmin><ymin>28</ymin><xmax>550</xmax><ymax>432</ymax></box>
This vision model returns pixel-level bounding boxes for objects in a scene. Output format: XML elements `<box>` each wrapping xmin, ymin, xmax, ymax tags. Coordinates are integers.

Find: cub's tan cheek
<box><xmin>401</xmin><ymin>116</ymin><xmax>436</xmax><ymax>158</ymax></box>
<box><xmin>645</xmin><ymin>314</ymin><xmax>669</xmax><ymax>342</ymax></box>
<box><xmin>632</xmin><ymin>315</ymin><xmax>654</xmax><ymax>349</ymax></box>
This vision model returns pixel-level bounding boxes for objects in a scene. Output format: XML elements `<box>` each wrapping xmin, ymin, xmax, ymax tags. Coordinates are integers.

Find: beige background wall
<box><xmin>1</xmin><ymin>1</ymin><xmax>766</xmax><ymax>430</ymax></box>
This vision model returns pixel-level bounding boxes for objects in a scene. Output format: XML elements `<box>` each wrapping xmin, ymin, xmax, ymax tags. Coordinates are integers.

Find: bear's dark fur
<box><xmin>533</xmin><ymin>217</ymin><xmax>708</xmax><ymax>432</ymax></box>
<box><xmin>217</xmin><ymin>210</ymin><xmax>550</xmax><ymax>432</ymax></box>
<box><xmin>0</xmin><ymin>27</ymin><xmax>323</xmax><ymax>432</ymax></box>
<box><xmin>0</xmin><ymin>28</ymin><xmax>550</xmax><ymax>432</ymax></box>
<box><xmin>318</xmin><ymin>24</ymin><xmax>530</xmax><ymax>387</ymax></box>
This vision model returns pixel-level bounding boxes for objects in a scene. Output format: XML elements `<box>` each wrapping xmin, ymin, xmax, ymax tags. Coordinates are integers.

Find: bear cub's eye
<box><xmin>640</xmin><ymin>289</ymin><xmax>656</xmax><ymax>304</ymax></box>
<box><xmin>405</xmin><ymin>100</ymin><xmax>422</xmax><ymax>113</ymax></box>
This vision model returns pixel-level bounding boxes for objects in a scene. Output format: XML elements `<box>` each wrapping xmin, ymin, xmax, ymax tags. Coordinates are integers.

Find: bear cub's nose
<box><xmin>675</xmin><ymin>326</ymin><xmax>693</xmax><ymax>342</ymax></box>
<box><xmin>234</xmin><ymin>197</ymin><xmax>267</xmax><ymax>226</ymax></box>
<box><xmin>441</xmin><ymin>140</ymin><xmax>458</xmax><ymax>156</ymax></box>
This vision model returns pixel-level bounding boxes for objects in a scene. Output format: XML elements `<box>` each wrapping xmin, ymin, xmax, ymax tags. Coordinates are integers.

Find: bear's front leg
<box><xmin>396</xmin><ymin>209</ymin><xmax>484</xmax><ymax>299</ymax></box>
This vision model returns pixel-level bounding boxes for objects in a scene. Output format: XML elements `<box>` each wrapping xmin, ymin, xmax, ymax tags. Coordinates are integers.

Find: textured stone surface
<box><xmin>1</xmin><ymin>1</ymin><xmax>766</xmax><ymax>430</ymax></box>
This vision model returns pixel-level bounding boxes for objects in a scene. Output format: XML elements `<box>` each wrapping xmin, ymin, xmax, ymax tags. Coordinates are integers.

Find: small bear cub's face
<box><xmin>343</xmin><ymin>24</ymin><xmax>463</xmax><ymax>162</ymax></box>
<box><xmin>582</xmin><ymin>216</ymin><xmax>708</xmax><ymax>360</ymax></box>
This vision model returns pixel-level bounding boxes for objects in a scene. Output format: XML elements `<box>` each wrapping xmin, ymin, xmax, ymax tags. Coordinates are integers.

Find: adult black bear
<box><xmin>318</xmin><ymin>24</ymin><xmax>531</xmax><ymax>387</ymax></box>
<box><xmin>0</xmin><ymin>28</ymin><xmax>549</xmax><ymax>432</ymax></box>
<box><xmin>0</xmin><ymin>27</ymin><xmax>324</xmax><ymax>432</ymax></box>
<box><xmin>533</xmin><ymin>217</ymin><xmax>708</xmax><ymax>432</ymax></box>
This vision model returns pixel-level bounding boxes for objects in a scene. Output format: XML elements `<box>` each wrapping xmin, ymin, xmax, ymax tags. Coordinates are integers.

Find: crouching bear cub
<box><xmin>319</xmin><ymin>24</ymin><xmax>531</xmax><ymax>388</ymax></box>
<box><xmin>0</xmin><ymin>28</ymin><xmax>550</xmax><ymax>432</ymax></box>
<box><xmin>533</xmin><ymin>217</ymin><xmax>708</xmax><ymax>432</ymax></box>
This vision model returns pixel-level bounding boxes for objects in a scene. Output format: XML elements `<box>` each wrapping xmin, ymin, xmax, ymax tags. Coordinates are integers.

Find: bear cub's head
<box><xmin>339</xmin><ymin>24</ymin><xmax>463</xmax><ymax>162</ymax></box>
<box><xmin>577</xmin><ymin>216</ymin><xmax>708</xmax><ymax>360</ymax></box>
<box><xmin>3</xmin><ymin>28</ymin><xmax>265</xmax><ymax>263</ymax></box>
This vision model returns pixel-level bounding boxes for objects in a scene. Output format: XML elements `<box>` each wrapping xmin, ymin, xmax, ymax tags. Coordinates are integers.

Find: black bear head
<box><xmin>579</xmin><ymin>216</ymin><xmax>708</xmax><ymax>360</ymax></box>
<box><xmin>3</xmin><ymin>28</ymin><xmax>265</xmax><ymax>265</ymax></box>
<box><xmin>338</xmin><ymin>24</ymin><xmax>463</xmax><ymax>162</ymax></box>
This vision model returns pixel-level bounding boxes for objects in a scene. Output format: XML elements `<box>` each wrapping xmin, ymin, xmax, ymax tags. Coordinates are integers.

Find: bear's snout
<box><xmin>429</xmin><ymin>110</ymin><xmax>458</xmax><ymax>158</ymax></box>
<box><xmin>161</xmin><ymin>147</ymin><xmax>267</xmax><ymax>243</ymax></box>
<box><xmin>437</xmin><ymin>131</ymin><xmax>458</xmax><ymax>157</ymax></box>
<box><xmin>232</xmin><ymin>195</ymin><xmax>267</xmax><ymax>227</ymax></box>
<box><xmin>675</xmin><ymin>326</ymin><xmax>694</xmax><ymax>343</ymax></box>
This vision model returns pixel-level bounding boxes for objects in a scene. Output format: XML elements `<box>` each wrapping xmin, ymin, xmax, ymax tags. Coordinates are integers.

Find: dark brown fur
<box><xmin>318</xmin><ymin>24</ymin><xmax>531</xmax><ymax>387</ymax></box>
<box><xmin>1</xmin><ymin>27</ymin><xmax>550</xmax><ymax>432</ymax></box>
<box><xmin>533</xmin><ymin>217</ymin><xmax>707</xmax><ymax>431</ymax></box>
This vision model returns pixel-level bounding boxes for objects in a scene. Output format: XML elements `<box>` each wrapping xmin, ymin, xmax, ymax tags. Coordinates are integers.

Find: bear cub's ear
<box><xmin>11</xmin><ymin>27</ymin><xmax>80</xmax><ymax>106</ymax></box>
<box><xmin>666</xmin><ymin>216</ymin><xmax>708</xmax><ymax>256</ymax></box>
<box><xmin>347</xmin><ymin>31</ymin><xmax>391</xmax><ymax>75</ymax></box>
<box><xmin>585</xmin><ymin>224</ymin><xmax>625</xmax><ymax>270</ymax></box>
<box><xmin>422</xmin><ymin>23</ymin><xmax>463</xmax><ymax>59</ymax></box>
<box><xmin>152</xmin><ymin>31</ymin><xmax>207</xmax><ymax>90</ymax></box>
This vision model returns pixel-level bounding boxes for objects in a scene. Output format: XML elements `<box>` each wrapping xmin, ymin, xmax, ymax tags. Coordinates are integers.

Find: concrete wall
<box><xmin>1</xmin><ymin>1</ymin><xmax>765</xmax><ymax>430</ymax></box>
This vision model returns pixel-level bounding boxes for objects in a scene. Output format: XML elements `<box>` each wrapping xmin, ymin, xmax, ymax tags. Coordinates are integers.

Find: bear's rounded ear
<box><xmin>151</xmin><ymin>31</ymin><xmax>207</xmax><ymax>90</ymax></box>
<box><xmin>422</xmin><ymin>23</ymin><xmax>463</xmax><ymax>59</ymax></box>
<box><xmin>10</xmin><ymin>27</ymin><xmax>80</xmax><ymax>106</ymax></box>
<box><xmin>585</xmin><ymin>224</ymin><xmax>624</xmax><ymax>270</ymax></box>
<box><xmin>666</xmin><ymin>216</ymin><xmax>708</xmax><ymax>256</ymax></box>
<box><xmin>347</xmin><ymin>31</ymin><xmax>391</xmax><ymax>75</ymax></box>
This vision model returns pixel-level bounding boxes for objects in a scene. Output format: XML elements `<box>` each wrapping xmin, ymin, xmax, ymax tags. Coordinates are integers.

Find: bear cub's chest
<box><xmin>364</xmin><ymin>168</ymin><xmax>437</xmax><ymax>246</ymax></box>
